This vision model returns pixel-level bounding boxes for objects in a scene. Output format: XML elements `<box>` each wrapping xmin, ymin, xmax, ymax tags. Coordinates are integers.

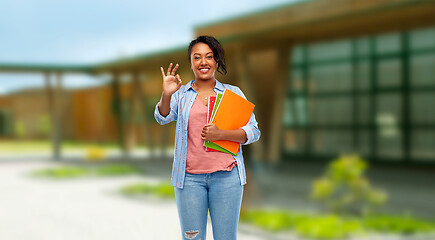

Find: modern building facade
<box><xmin>0</xmin><ymin>0</ymin><xmax>434</xmax><ymax>163</ymax></box>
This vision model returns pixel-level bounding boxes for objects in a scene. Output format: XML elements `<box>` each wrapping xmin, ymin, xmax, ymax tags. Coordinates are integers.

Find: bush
<box><xmin>240</xmin><ymin>210</ymin><xmax>300</xmax><ymax>231</ymax></box>
<box><xmin>121</xmin><ymin>182</ymin><xmax>174</xmax><ymax>198</ymax></box>
<box><xmin>95</xmin><ymin>164</ymin><xmax>140</xmax><ymax>176</ymax></box>
<box><xmin>86</xmin><ymin>146</ymin><xmax>106</xmax><ymax>162</ymax></box>
<box><xmin>240</xmin><ymin>210</ymin><xmax>435</xmax><ymax>239</ymax></box>
<box><xmin>311</xmin><ymin>154</ymin><xmax>388</xmax><ymax>216</ymax></box>
<box><xmin>296</xmin><ymin>215</ymin><xmax>362</xmax><ymax>239</ymax></box>
<box><xmin>32</xmin><ymin>164</ymin><xmax>141</xmax><ymax>179</ymax></box>
<box><xmin>33</xmin><ymin>167</ymin><xmax>90</xmax><ymax>179</ymax></box>
<box><xmin>363</xmin><ymin>215</ymin><xmax>435</xmax><ymax>234</ymax></box>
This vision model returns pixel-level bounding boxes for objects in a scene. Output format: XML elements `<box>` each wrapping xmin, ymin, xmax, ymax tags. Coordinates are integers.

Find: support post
<box><xmin>45</xmin><ymin>72</ymin><xmax>58</xmax><ymax>160</ymax></box>
<box><xmin>112</xmin><ymin>72</ymin><xmax>127</xmax><ymax>156</ymax></box>
<box><xmin>267</xmin><ymin>44</ymin><xmax>291</xmax><ymax>163</ymax></box>
<box><xmin>234</xmin><ymin>47</ymin><xmax>265</xmax><ymax>163</ymax></box>
<box><xmin>131</xmin><ymin>71</ymin><xmax>156</xmax><ymax>157</ymax></box>
<box><xmin>45</xmin><ymin>72</ymin><xmax>63</xmax><ymax>160</ymax></box>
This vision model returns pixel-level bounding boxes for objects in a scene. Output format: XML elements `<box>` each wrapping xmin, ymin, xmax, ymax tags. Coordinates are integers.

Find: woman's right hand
<box><xmin>161</xmin><ymin>63</ymin><xmax>182</xmax><ymax>97</ymax></box>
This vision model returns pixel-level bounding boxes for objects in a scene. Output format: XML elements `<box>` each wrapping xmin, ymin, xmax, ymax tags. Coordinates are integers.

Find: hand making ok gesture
<box><xmin>160</xmin><ymin>63</ymin><xmax>182</xmax><ymax>97</ymax></box>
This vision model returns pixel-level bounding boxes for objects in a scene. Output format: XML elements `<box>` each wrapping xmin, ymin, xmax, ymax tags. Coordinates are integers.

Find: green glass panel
<box><xmin>375</xmin><ymin>93</ymin><xmax>403</xmax><ymax>159</ymax></box>
<box><xmin>357</xmin><ymin>130</ymin><xmax>371</xmax><ymax>156</ymax></box>
<box><xmin>410</xmin><ymin>27</ymin><xmax>435</xmax><ymax>50</ymax></box>
<box><xmin>411</xmin><ymin>129</ymin><xmax>435</xmax><ymax>160</ymax></box>
<box><xmin>376</xmin><ymin>93</ymin><xmax>402</xmax><ymax>124</ymax></box>
<box><xmin>356</xmin><ymin>60</ymin><xmax>371</xmax><ymax>90</ymax></box>
<box><xmin>357</xmin><ymin>94</ymin><xmax>371</xmax><ymax>124</ymax></box>
<box><xmin>375</xmin><ymin>33</ymin><xmax>401</xmax><ymax>54</ymax></box>
<box><xmin>291</xmin><ymin>46</ymin><xmax>305</xmax><ymax>64</ymax></box>
<box><xmin>311</xmin><ymin>130</ymin><xmax>353</xmax><ymax>154</ymax></box>
<box><xmin>309</xmin><ymin>62</ymin><xmax>352</xmax><ymax>92</ymax></box>
<box><xmin>376</xmin><ymin>130</ymin><xmax>403</xmax><ymax>159</ymax></box>
<box><xmin>377</xmin><ymin>59</ymin><xmax>402</xmax><ymax>87</ymax></box>
<box><xmin>310</xmin><ymin>97</ymin><xmax>352</xmax><ymax>125</ymax></box>
<box><xmin>307</xmin><ymin>40</ymin><xmax>352</xmax><ymax>62</ymax></box>
<box><xmin>410</xmin><ymin>54</ymin><xmax>435</xmax><ymax>87</ymax></box>
<box><xmin>283</xmin><ymin>98</ymin><xmax>294</xmax><ymax>126</ymax></box>
<box><xmin>355</xmin><ymin>37</ymin><xmax>370</xmax><ymax>57</ymax></box>
<box><xmin>411</xmin><ymin>92</ymin><xmax>435</xmax><ymax>124</ymax></box>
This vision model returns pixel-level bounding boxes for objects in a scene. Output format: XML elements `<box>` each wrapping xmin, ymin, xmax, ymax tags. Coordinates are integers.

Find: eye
<box><xmin>207</xmin><ymin>56</ymin><xmax>213</xmax><ymax>59</ymax></box>
<box><xmin>194</xmin><ymin>57</ymin><xmax>200</xmax><ymax>60</ymax></box>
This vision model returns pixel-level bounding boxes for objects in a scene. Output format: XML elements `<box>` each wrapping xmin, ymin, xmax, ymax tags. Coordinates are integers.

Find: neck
<box><xmin>193</xmin><ymin>79</ymin><xmax>215</xmax><ymax>90</ymax></box>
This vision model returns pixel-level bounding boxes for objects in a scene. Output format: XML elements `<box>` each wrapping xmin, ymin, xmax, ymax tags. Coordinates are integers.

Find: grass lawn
<box><xmin>240</xmin><ymin>209</ymin><xmax>435</xmax><ymax>239</ymax></box>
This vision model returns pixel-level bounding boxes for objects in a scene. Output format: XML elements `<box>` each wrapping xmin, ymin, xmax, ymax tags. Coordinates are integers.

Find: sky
<box><xmin>0</xmin><ymin>0</ymin><xmax>298</xmax><ymax>94</ymax></box>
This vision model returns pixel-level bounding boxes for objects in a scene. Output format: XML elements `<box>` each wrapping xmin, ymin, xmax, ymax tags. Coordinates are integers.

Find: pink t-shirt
<box><xmin>186</xmin><ymin>96</ymin><xmax>237</xmax><ymax>174</ymax></box>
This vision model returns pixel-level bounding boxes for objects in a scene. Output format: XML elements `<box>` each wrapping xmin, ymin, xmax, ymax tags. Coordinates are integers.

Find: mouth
<box><xmin>199</xmin><ymin>67</ymin><xmax>210</xmax><ymax>74</ymax></box>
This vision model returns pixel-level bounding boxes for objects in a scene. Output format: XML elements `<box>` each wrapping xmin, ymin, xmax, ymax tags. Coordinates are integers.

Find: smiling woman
<box><xmin>154</xmin><ymin>35</ymin><xmax>261</xmax><ymax>240</ymax></box>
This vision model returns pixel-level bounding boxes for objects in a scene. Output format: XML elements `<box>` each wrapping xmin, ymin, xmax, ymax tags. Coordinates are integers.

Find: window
<box><xmin>284</xmin><ymin>26</ymin><xmax>435</xmax><ymax>162</ymax></box>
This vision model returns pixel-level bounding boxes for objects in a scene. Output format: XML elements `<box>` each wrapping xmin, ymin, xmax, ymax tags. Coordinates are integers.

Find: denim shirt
<box><xmin>154</xmin><ymin>79</ymin><xmax>261</xmax><ymax>189</ymax></box>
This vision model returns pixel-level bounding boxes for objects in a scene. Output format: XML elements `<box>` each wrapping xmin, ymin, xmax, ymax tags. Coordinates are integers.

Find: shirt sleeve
<box><xmin>233</xmin><ymin>86</ymin><xmax>261</xmax><ymax>145</ymax></box>
<box><xmin>154</xmin><ymin>88</ymin><xmax>180</xmax><ymax>125</ymax></box>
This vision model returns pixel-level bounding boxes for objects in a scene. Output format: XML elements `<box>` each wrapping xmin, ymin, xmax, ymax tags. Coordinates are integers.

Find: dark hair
<box><xmin>188</xmin><ymin>36</ymin><xmax>227</xmax><ymax>75</ymax></box>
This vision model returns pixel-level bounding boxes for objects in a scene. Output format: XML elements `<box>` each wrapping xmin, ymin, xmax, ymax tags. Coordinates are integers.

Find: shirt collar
<box><xmin>183</xmin><ymin>79</ymin><xmax>225</xmax><ymax>93</ymax></box>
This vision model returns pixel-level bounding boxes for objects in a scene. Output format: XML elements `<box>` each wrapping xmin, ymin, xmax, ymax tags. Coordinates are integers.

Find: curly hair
<box><xmin>188</xmin><ymin>36</ymin><xmax>227</xmax><ymax>75</ymax></box>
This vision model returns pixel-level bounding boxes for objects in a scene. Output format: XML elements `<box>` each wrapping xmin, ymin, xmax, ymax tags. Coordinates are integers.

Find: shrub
<box><xmin>32</xmin><ymin>164</ymin><xmax>141</xmax><ymax>179</ymax></box>
<box><xmin>311</xmin><ymin>154</ymin><xmax>388</xmax><ymax>216</ymax></box>
<box><xmin>154</xmin><ymin>184</ymin><xmax>175</xmax><ymax>197</ymax></box>
<box><xmin>33</xmin><ymin>167</ymin><xmax>90</xmax><ymax>179</ymax></box>
<box><xmin>240</xmin><ymin>210</ymin><xmax>435</xmax><ymax>239</ymax></box>
<box><xmin>95</xmin><ymin>164</ymin><xmax>140</xmax><ymax>176</ymax></box>
<box><xmin>296</xmin><ymin>215</ymin><xmax>362</xmax><ymax>239</ymax></box>
<box><xmin>363</xmin><ymin>215</ymin><xmax>435</xmax><ymax>234</ymax></box>
<box><xmin>240</xmin><ymin>210</ymin><xmax>299</xmax><ymax>231</ymax></box>
<box><xmin>121</xmin><ymin>183</ymin><xmax>174</xmax><ymax>198</ymax></box>
<box><xmin>86</xmin><ymin>146</ymin><xmax>106</xmax><ymax>162</ymax></box>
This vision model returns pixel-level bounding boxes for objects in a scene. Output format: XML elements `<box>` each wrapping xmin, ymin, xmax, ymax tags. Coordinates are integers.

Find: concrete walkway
<box><xmin>0</xmin><ymin>160</ymin><xmax>270</xmax><ymax>240</ymax></box>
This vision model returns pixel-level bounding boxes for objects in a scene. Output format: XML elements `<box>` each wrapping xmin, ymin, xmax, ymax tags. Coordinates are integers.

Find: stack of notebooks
<box><xmin>204</xmin><ymin>89</ymin><xmax>255</xmax><ymax>156</ymax></box>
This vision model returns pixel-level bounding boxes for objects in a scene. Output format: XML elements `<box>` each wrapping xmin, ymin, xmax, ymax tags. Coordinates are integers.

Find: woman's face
<box><xmin>190</xmin><ymin>42</ymin><xmax>216</xmax><ymax>81</ymax></box>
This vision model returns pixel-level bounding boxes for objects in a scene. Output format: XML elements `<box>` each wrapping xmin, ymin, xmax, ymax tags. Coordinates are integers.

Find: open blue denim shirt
<box><xmin>154</xmin><ymin>79</ymin><xmax>261</xmax><ymax>189</ymax></box>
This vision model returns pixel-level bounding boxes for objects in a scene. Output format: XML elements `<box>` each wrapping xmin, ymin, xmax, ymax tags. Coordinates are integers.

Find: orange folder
<box><xmin>211</xmin><ymin>89</ymin><xmax>255</xmax><ymax>155</ymax></box>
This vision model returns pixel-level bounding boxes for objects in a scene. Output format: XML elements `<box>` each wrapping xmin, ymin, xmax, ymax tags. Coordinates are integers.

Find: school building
<box><xmin>0</xmin><ymin>0</ymin><xmax>434</xmax><ymax>164</ymax></box>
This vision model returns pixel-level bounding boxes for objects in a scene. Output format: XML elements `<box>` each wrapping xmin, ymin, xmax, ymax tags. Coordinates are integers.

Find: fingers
<box><xmin>166</xmin><ymin>63</ymin><xmax>173</xmax><ymax>76</ymax></box>
<box><xmin>176</xmin><ymin>74</ymin><xmax>182</xmax><ymax>83</ymax></box>
<box><xmin>171</xmin><ymin>64</ymin><xmax>179</xmax><ymax>76</ymax></box>
<box><xmin>160</xmin><ymin>67</ymin><xmax>165</xmax><ymax>78</ymax></box>
<box><xmin>162</xmin><ymin>63</ymin><xmax>180</xmax><ymax>78</ymax></box>
<box><xmin>201</xmin><ymin>129</ymin><xmax>206</xmax><ymax>140</ymax></box>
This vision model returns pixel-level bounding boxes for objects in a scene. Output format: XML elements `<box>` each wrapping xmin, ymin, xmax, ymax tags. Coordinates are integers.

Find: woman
<box><xmin>154</xmin><ymin>36</ymin><xmax>260</xmax><ymax>240</ymax></box>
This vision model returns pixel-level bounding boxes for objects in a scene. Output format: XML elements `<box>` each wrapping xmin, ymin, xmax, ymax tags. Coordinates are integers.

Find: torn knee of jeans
<box><xmin>184</xmin><ymin>230</ymin><xmax>199</xmax><ymax>239</ymax></box>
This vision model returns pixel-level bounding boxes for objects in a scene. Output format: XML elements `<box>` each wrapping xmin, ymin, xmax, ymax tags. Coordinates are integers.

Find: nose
<box><xmin>200</xmin><ymin>57</ymin><xmax>207</xmax><ymax>65</ymax></box>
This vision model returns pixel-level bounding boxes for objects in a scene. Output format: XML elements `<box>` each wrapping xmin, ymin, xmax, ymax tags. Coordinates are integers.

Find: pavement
<box><xmin>0</xmin><ymin>159</ymin><xmax>276</xmax><ymax>240</ymax></box>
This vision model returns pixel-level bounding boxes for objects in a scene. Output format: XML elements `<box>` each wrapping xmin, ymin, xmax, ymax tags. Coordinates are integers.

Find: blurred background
<box><xmin>1</xmin><ymin>0</ymin><xmax>434</xmax><ymax>239</ymax></box>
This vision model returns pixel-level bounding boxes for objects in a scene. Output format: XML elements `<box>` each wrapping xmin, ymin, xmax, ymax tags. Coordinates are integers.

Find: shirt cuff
<box><xmin>154</xmin><ymin>104</ymin><xmax>171</xmax><ymax>125</ymax></box>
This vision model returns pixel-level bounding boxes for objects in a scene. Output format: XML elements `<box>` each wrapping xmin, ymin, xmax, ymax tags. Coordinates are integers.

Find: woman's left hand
<box><xmin>201</xmin><ymin>123</ymin><xmax>222</xmax><ymax>141</ymax></box>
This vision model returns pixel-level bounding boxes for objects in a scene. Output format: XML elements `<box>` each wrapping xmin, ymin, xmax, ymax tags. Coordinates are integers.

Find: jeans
<box><xmin>174</xmin><ymin>166</ymin><xmax>243</xmax><ymax>240</ymax></box>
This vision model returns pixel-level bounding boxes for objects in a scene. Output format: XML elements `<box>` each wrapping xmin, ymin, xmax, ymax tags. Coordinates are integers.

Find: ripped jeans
<box><xmin>174</xmin><ymin>166</ymin><xmax>243</xmax><ymax>240</ymax></box>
